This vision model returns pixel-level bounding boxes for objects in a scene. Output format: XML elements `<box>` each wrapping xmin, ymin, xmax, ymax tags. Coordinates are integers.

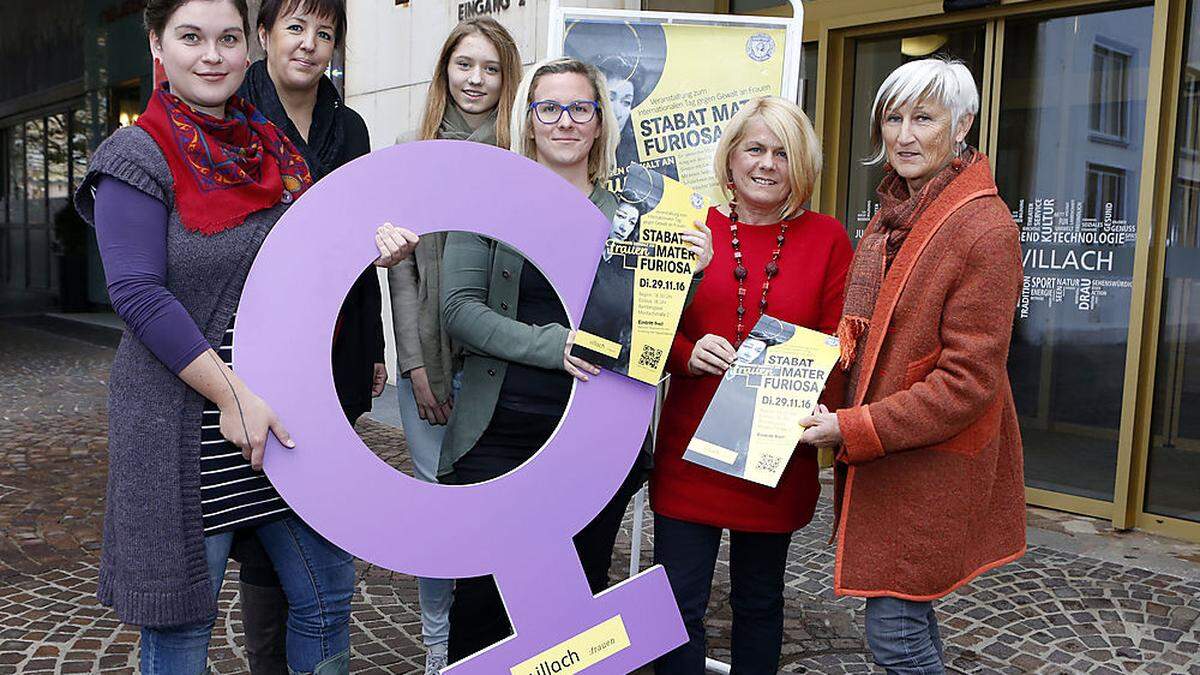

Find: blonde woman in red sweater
<box><xmin>650</xmin><ymin>96</ymin><xmax>852</xmax><ymax>674</ymax></box>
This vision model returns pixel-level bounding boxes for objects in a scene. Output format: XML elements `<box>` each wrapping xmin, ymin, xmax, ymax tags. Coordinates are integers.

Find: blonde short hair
<box><xmin>713</xmin><ymin>96</ymin><xmax>821</xmax><ymax>220</ymax></box>
<box><xmin>510</xmin><ymin>57</ymin><xmax>619</xmax><ymax>185</ymax></box>
<box><xmin>867</xmin><ymin>58</ymin><xmax>979</xmax><ymax>165</ymax></box>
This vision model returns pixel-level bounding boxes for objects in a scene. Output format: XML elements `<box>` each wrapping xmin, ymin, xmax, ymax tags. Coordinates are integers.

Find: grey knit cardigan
<box><xmin>74</xmin><ymin>126</ymin><xmax>289</xmax><ymax>627</ymax></box>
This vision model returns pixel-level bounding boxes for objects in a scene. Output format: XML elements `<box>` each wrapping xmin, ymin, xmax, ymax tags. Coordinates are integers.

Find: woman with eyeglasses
<box><xmin>438</xmin><ymin>57</ymin><xmax>712</xmax><ymax>662</ymax></box>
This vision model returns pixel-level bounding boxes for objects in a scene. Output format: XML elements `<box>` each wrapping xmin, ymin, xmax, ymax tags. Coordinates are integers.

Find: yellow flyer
<box><xmin>564</xmin><ymin>19</ymin><xmax>786</xmax><ymax>201</ymax></box>
<box><xmin>684</xmin><ymin>315</ymin><xmax>840</xmax><ymax>488</ymax></box>
<box><xmin>572</xmin><ymin>166</ymin><xmax>707</xmax><ymax>384</ymax></box>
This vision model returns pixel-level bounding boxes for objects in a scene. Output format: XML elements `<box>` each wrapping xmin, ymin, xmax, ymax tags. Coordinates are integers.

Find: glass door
<box><xmin>1145</xmin><ymin>0</ymin><xmax>1200</xmax><ymax>530</ymax></box>
<box><xmin>995</xmin><ymin>5</ymin><xmax>1156</xmax><ymax>504</ymax></box>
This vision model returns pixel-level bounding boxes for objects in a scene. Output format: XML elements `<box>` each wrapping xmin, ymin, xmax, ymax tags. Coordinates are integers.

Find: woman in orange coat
<box><xmin>800</xmin><ymin>58</ymin><xmax>1026</xmax><ymax>674</ymax></box>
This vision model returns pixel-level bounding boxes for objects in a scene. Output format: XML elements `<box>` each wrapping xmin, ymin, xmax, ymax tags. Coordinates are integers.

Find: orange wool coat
<box><xmin>833</xmin><ymin>157</ymin><xmax>1027</xmax><ymax>601</ymax></box>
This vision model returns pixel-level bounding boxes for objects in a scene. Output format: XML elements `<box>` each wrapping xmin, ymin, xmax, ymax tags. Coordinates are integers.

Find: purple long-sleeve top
<box><xmin>94</xmin><ymin>176</ymin><xmax>211</xmax><ymax>374</ymax></box>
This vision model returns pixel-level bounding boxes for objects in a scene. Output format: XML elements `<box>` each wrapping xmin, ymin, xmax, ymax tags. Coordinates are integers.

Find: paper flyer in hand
<box><xmin>683</xmin><ymin>315</ymin><xmax>840</xmax><ymax>487</ymax></box>
<box><xmin>571</xmin><ymin>165</ymin><xmax>707</xmax><ymax>384</ymax></box>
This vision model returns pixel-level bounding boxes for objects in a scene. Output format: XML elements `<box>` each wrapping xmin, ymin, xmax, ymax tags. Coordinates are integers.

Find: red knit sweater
<box><xmin>650</xmin><ymin>207</ymin><xmax>853</xmax><ymax>533</ymax></box>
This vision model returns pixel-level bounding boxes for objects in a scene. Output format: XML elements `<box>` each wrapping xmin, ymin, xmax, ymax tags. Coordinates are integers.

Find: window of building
<box><xmin>328</xmin><ymin>48</ymin><xmax>346</xmax><ymax>98</ymax></box>
<box><xmin>0</xmin><ymin>127</ymin><xmax>7</xmax><ymax>224</ymax></box>
<box><xmin>1148</xmin><ymin>0</ymin><xmax>1200</xmax><ymax>526</ymax></box>
<box><xmin>0</xmin><ymin>127</ymin><xmax>7</xmax><ymax>285</ymax></box>
<box><xmin>7</xmin><ymin>126</ymin><xmax>25</xmax><ymax>225</ymax></box>
<box><xmin>25</xmin><ymin>118</ymin><xmax>47</xmax><ymax>226</ymax></box>
<box><xmin>47</xmin><ymin>113</ymin><xmax>70</xmax><ymax>230</ymax></box>
<box><xmin>0</xmin><ymin>104</ymin><xmax>92</xmax><ymax>291</ymax></box>
<box><xmin>1085</xmin><ymin>162</ymin><xmax>1127</xmax><ymax>223</ymax></box>
<box><xmin>1182</xmin><ymin>68</ymin><xmax>1200</xmax><ymax>155</ymax></box>
<box><xmin>1174</xmin><ymin>178</ymin><xmax>1200</xmax><ymax>246</ymax></box>
<box><xmin>1090</xmin><ymin>43</ymin><xmax>1132</xmax><ymax>143</ymax></box>
<box><xmin>801</xmin><ymin>42</ymin><xmax>817</xmax><ymax>124</ymax></box>
<box><xmin>71</xmin><ymin>108</ymin><xmax>90</xmax><ymax>194</ymax></box>
<box><xmin>109</xmin><ymin>82</ymin><xmax>143</xmax><ymax>130</ymax></box>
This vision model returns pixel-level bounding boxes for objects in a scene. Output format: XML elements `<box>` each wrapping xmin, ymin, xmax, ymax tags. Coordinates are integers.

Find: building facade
<box><xmin>1</xmin><ymin>0</ymin><xmax>1197</xmax><ymax>543</ymax></box>
<box><xmin>343</xmin><ymin>0</ymin><xmax>638</xmax><ymax>148</ymax></box>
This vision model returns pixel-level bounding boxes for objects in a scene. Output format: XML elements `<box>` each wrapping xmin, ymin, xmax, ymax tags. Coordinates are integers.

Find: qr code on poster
<box><xmin>639</xmin><ymin>344</ymin><xmax>663</xmax><ymax>369</ymax></box>
<box><xmin>755</xmin><ymin>455</ymin><xmax>782</xmax><ymax>474</ymax></box>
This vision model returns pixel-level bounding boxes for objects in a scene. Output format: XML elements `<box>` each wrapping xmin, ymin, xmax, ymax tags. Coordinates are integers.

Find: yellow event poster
<box><xmin>564</xmin><ymin>19</ymin><xmax>786</xmax><ymax>201</ymax></box>
<box><xmin>684</xmin><ymin>316</ymin><xmax>840</xmax><ymax>488</ymax></box>
<box><xmin>572</xmin><ymin>165</ymin><xmax>707</xmax><ymax>384</ymax></box>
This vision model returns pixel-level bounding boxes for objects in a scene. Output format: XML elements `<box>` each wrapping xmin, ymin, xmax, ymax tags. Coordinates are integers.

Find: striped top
<box><xmin>200</xmin><ymin>315</ymin><xmax>291</xmax><ymax>534</ymax></box>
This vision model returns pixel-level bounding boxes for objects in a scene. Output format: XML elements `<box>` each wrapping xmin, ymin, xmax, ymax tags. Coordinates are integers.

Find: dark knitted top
<box><xmin>74</xmin><ymin>125</ymin><xmax>289</xmax><ymax>628</ymax></box>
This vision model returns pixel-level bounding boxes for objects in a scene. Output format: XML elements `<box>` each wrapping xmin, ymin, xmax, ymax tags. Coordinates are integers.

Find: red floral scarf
<box><xmin>136</xmin><ymin>83</ymin><xmax>313</xmax><ymax>236</ymax></box>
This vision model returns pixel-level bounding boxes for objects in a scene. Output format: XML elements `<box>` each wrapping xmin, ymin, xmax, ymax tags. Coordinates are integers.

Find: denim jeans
<box><xmin>139</xmin><ymin>516</ymin><xmax>355</xmax><ymax>674</ymax></box>
<box><xmin>652</xmin><ymin>514</ymin><xmax>792</xmax><ymax>675</ymax></box>
<box><xmin>865</xmin><ymin>596</ymin><xmax>946</xmax><ymax>675</ymax></box>
<box><xmin>396</xmin><ymin>374</ymin><xmax>456</xmax><ymax>648</ymax></box>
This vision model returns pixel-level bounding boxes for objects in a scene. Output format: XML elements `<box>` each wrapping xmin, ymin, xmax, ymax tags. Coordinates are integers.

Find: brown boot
<box><xmin>240</xmin><ymin>580</ymin><xmax>289</xmax><ymax>675</ymax></box>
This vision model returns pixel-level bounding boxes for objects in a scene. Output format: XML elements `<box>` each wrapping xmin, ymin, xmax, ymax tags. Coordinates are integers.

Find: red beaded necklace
<box><xmin>728</xmin><ymin>192</ymin><xmax>788</xmax><ymax>345</ymax></box>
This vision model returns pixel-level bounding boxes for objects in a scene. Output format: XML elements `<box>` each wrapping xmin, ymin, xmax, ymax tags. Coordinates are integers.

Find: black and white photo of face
<box><xmin>738</xmin><ymin>338</ymin><xmax>767</xmax><ymax>365</ymax></box>
<box><xmin>608</xmin><ymin>77</ymin><xmax>635</xmax><ymax>131</ymax></box>
<box><xmin>611</xmin><ymin>202</ymin><xmax>639</xmax><ymax>241</ymax></box>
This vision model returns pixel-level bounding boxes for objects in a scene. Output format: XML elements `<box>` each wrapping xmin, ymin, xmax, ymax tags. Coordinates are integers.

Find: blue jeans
<box><xmin>396</xmin><ymin>375</ymin><xmax>454</xmax><ymax>648</ymax></box>
<box><xmin>140</xmin><ymin>517</ymin><xmax>355</xmax><ymax>674</ymax></box>
<box><xmin>865</xmin><ymin>596</ymin><xmax>946</xmax><ymax>675</ymax></box>
<box><xmin>652</xmin><ymin>514</ymin><xmax>792</xmax><ymax>675</ymax></box>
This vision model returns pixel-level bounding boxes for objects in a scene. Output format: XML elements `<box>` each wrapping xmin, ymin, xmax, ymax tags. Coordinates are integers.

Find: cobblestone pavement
<box><xmin>1</xmin><ymin>320</ymin><xmax>1199</xmax><ymax>674</ymax></box>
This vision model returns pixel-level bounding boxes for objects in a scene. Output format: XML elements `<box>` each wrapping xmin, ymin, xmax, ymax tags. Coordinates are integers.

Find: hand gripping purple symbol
<box><xmin>235</xmin><ymin>141</ymin><xmax>687</xmax><ymax>673</ymax></box>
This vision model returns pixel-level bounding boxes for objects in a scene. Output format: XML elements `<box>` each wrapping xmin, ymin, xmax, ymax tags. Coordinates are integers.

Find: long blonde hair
<box><xmin>509</xmin><ymin>57</ymin><xmax>619</xmax><ymax>185</ymax></box>
<box><xmin>418</xmin><ymin>17</ymin><xmax>522</xmax><ymax>147</ymax></box>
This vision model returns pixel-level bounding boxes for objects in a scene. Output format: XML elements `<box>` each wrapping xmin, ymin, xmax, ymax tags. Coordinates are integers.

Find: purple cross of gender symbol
<box><xmin>235</xmin><ymin>141</ymin><xmax>687</xmax><ymax>673</ymax></box>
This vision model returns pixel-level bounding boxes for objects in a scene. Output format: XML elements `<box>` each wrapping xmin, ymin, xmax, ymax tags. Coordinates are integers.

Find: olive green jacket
<box><xmin>438</xmin><ymin>186</ymin><xmax>619</xmax><ymax>476</ymax></box>
<box><xmin>388</xmin><ymin>106</ymin><xmax>499</xmax><ymax>401</ymax></box>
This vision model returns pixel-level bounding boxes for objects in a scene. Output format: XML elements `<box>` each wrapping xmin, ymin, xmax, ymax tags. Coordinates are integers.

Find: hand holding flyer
<box><xmin>572</xmin><ymin>166</ymin><xmax>709</xmax><ymax>384</ymax></box>
<box><xmin>684</xmin><ymin>315</ymin><xmax>841</xmax><ymax>488</ymax></box>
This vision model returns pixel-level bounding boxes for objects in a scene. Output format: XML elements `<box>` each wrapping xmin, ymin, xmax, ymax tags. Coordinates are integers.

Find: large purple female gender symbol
<box><xmin>236</xmin><ymin>141</ymin><xmax>685</xmax><ymax>672</ymax></box>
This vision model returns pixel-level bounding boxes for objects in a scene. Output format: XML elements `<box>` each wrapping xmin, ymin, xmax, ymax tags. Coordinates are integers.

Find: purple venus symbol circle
<box><xmin>236</xmin><ymin>141</ymin><xmax>685</xmax><ymax>673</ymax></box>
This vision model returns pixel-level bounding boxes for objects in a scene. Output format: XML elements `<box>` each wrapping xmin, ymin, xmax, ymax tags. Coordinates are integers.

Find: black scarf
<box><xmin>239</xmin><ymin>59</ymin><xmax>345</xmax><ymax>180</ymax></box>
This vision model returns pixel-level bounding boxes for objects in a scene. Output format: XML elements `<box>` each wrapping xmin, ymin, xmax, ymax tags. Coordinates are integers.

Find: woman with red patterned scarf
<box><xmin>71</xmin><ymin>1</ymin><xmax>415</xmax><ymax>673</ymax></box>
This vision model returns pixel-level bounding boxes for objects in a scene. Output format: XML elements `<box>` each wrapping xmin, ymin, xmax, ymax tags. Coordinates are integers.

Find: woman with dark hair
<box><xmin>232</xmin><ymin>1</ymin><xmax>382</xmax><ymax>670</ymax></box>
<box><xmin>386</xmin><ymin>16</ymin><xmax>522</xmax><ymax>674</ymax></box>
<box><xmin>73</xmin><ymin>1</ymin><xmax>415</xmax><ymax>672</ymax></box>
<box><xmin>243</xmin><ymin>2</ymin><xmax>376</xmax><ymax>427</ymax></box>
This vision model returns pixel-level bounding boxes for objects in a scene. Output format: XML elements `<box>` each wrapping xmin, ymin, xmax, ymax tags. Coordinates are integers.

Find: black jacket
<box><xmin>239</xmin><ymin>61</ymin><xmax>384</xmax><ymax>422</ymax></box>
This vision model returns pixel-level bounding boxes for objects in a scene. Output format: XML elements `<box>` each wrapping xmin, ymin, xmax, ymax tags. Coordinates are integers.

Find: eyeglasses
<box><xmin>529</xmin><ymin>100</ymin><xmax>600</xmax><ymax>125</ymax></box>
